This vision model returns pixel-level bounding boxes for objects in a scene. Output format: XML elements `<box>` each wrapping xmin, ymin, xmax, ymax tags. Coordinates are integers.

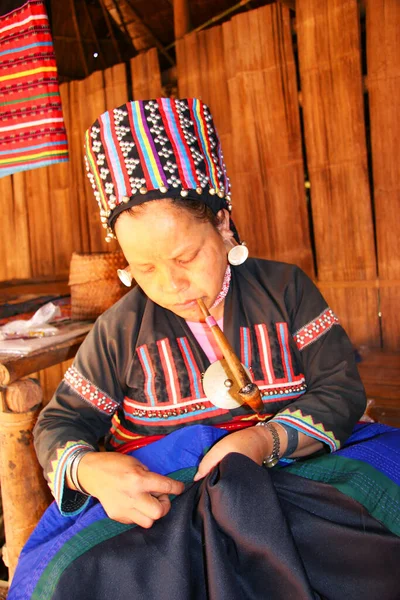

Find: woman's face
<box><xmin>115</xmin><ymin>200</ymin><xmax>230</xmax><ymax>321</ymax></box>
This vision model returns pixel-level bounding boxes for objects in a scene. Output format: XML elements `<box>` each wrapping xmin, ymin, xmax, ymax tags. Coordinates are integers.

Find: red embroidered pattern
<box><xmin>64</xmin><ymin>366</ymin><xmax>118</xmax><ymax>415</ymax></box>
<box><xmin>294</xmin><ymin>308</ymin><xmax>339</xmax><ymax>350</ymax></box>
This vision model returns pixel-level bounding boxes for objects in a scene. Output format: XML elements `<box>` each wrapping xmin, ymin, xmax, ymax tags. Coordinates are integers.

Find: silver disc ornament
<box><xmin>202</xmin><ymin>359</ymin><xmax>252</xmax><ymax>410</ymax></box>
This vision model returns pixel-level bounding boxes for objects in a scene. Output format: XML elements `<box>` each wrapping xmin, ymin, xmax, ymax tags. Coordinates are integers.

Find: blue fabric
<box><xmin>9</xmin><ymin>426</ymin><xmax>227</xmax><ymax>599</ymax></box>
<box><xmin>8</xmin><ymin>422</ymin><xmax>400</xmax><ymax>600</ymax></box>
<box><xmin>335</xmin><ymin>423</ymin><xmax>400</xmax><ymax>486</ymax></box>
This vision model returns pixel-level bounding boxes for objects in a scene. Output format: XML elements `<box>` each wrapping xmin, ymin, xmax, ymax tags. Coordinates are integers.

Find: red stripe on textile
<box><xmin>126</xmin><ymin>101</ymin><xmax>153</xmax><ymax>190</ymax></box>
<box><xmin>177</xmin><ymin>337</ymin><xmax>202</xmax><ymax>400</ymax></box>
<box><xmin>98</xmin><ymin>115</ymin><xmax>120</xmax><ymax>203</ymax></box>
<box><xmin>276</xmin><ymin>322</ymin><xmax>291</xmax><ymax>381</ymax></box>
<box><xmin>136</xmin><ymin>344</ymin><xmax>157</xmax><ymax>406</ymax></box>
<box><xmin>123</xmin><ymin>405</ymin><xmax>228</xmax><ymax>428</ymax></box>
<box><xmin>113</xmin><ymin>414</ymin><xmax>275</xmax><ymax>454</ymax></box>
<box><xmin>169</xmin><ymin>99</ymin><xmax>199</xmax><ymax>188</ymax></box>
<box><xmin>157</xmin><ymin>99</ymin><xmax>197</xmax><ymax>189</ymax></box>
<box><xmin>240</xmin><ymin>326</ymin><xmax>252</xmax><ymax>373</ymax></box>
<box><xmin>293</xmin><ymin>308</ymin><xmax>339</xmax><ymax>351</ymax></box>
<box><xmin>1</xmin><ymin>128</ymin><xmax>66</xmax><ymax>145</ymax></box>
<box><xmin>187</xmin><ymin>98</ymin><xmax>213</xmax><ymax>186</ymax></box>
<box><xmin>157</xmin><ymin>99</ymin><xmax>185</xmax><ymax>185</ymax></box>
<box><xmin>115</xmin><ymin>435</ymin><xmax>165</xmax><ymax>453</ymax></box>
<box><xmin>63</xmin><ymin>366</ymin><xmax>118</xmax><ymax>415</ymax></box>
<box><xmin>254</xmin><ymin>324</ymin><xmax>276</xmax><ymax>385</ymax></box>
<box><xmin>157</xmin><ymin>338</ymin><xmax>181</xmax><ymax>404</ymax></box>
<box><xmin>109</xmin><ymin>109</ymin><xmax>131</xmax><ymax>196</ymax></box>
<box><xmin>197</xmin><ymin>100</ymin><xmax>219</xmax><ymax>187</ymax></box>
<box><xmin>1</xmin><ymin>79</ymin><xmax>60</xmax><ymax>98</ymax></box>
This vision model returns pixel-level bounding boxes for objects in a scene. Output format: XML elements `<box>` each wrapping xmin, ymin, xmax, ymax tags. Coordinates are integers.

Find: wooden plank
<box><xmin>47</xmin><ymin>82</ymin><xmax>75</xmax><ymax>276</ymax></box>
<box><xmin>177</xmin><ymin>26</ymin><xmax>234</xmax><ymax>192</ymax></box>
<box><xmin>318</xmin><ymin>284</ymin><xmax>379</xmax><ymax>348</ymax></box>
<box><xmin>67</xmin><ymin>81</ymin><xmax>89</xmax><ymax>254</ymax></box>
<box><xmin>296</xmin><ymin>0</ymin><xmax>379</xmax><ymax>345</ymax></box>
<box><xmin>130</xmin><ymin>48</ymin><xmax>162</xmax><ymax>99</ymax></box>
<box><xmin>0</xmin><ymin>177</ymin><xmax>11</xmax><ymax>281</ymax></box>
<box><xmin>222</xmin><ymin>5</ymin><xmax>313</xmax><ymax>274</ymax></box>
<box><xmin>104</xmin><ymin>63</ymin><xmax>128</xmax><ymax>110</ymax></box>
<box><xmin>25</xmin><ymin>166</ymin><xmax>55</xmax><ymax>277</ymax></box>
<box><xmin>0</xmin><ymin>174</ymin><xmax>31</xmax><ymax>282</ymax></box>
<box><xmin>79</xmin><ymin>71</ymin><xmax>118</xmax><ymax>253</ymax></box>
<box><xmin>8</xmin><ymin>173</ymin><xmax>31</xmax><ymax>279</ymax></box>
<box><xmin>366</xmin><ymin>0</ymin><xmax>400</xmax><ymax>350</ymax></box>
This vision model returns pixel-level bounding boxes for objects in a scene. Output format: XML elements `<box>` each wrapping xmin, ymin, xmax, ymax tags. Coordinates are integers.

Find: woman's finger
<box><xmin>133</xmin><ymin>491</ymin><xmax>172</xmax><ymax>521</ymax></box>
<box><xmin>140</xmin><ymin>471</ymin><xmax>185</xmax><ymax>496</ymax></box>
<box><xmin>106</xmin><ymin>504</ymin><xmax>155</xmax><ymax>528</ymax></box>
<box><xmin>193</xmin><ymin>450</ymin><xmax>221</xmax><ymax>481</ymax></box>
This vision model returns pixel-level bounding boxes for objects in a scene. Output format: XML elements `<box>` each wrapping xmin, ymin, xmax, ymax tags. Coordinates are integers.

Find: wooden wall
<box><xmin>1</xmin><ymin>0</ymin><xmax>400</xmax><ymax>395</ymax></box>
<box><xmin>178</xmin><ymin>0</ymin><xmax>400</xmax><ymax>351</ymax></box>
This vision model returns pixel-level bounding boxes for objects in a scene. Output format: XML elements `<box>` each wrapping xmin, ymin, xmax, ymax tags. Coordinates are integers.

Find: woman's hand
<box><xmin>193</xmin><ymin>426</ymin><xmax>272</xmax><ymax>481</ymax></box>
<box><xmin>76</xmin><ymin>452</ymin><xmax>185</xmax><ymax>526</ymax></box>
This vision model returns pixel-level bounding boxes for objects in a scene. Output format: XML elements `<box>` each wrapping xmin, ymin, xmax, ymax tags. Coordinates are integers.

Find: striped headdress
<box><xmin>84</xmin><ymin>98</ymin><xmax>232</xmax><ymax>242</ymax></box>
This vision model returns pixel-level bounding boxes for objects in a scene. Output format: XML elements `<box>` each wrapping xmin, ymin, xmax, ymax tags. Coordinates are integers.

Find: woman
<box><xmin>9</xmin><ymin>98</ymin><xmax>400</xmax><ymax>599</ymax></box>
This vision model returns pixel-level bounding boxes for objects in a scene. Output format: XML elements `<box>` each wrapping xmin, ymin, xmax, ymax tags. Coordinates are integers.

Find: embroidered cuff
<box><xmin>47</xmin><ymin>441</ymin><xmax>94</xmax><ymax>516</ymax></box>
<box><xmin>273</xmin><ymin>409</ymin><xmax>340</xmax><ymax>452</ymax></box>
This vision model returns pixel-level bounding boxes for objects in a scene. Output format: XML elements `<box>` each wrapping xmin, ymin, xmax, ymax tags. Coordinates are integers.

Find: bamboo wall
<box><xmin>177</xmin><ymin>0</ymin><xmax>400</xmax><ymax>351</ymax></box>
<box><xmin>1</xmin><ymin>0</ymin><xmax>400</xmax><ymax>398</ymax></box>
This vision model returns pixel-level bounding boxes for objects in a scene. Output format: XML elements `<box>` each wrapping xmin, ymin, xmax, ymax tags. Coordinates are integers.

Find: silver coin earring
<box><xmin>224</xmin><ymin>237</ymin><xmax>249</xmax><ymax>266</ymax></box>
<box><xmin>117</xmin><ymin>267</ymin><xmax>132</xmax><ymax>287</ymax></box>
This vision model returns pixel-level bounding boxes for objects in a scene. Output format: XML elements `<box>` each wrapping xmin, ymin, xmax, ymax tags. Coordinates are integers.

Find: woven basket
<box><xmin>69</xmin><ymin>251</ymin><xmax>131</xmax><ymax>320</ymax></box>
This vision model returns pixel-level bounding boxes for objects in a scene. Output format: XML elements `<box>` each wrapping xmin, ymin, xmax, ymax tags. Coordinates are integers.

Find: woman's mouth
<box><xmin>174</xmin><ymin>299</ymin><xmax>200</xmax><ymax>309</ymax></box>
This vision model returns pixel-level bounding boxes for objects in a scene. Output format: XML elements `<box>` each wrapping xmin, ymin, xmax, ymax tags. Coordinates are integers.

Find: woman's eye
<box><xmin>178</xmin><ymin>252</ymin><xmax>198</xmax><ymax>265</ymax></box>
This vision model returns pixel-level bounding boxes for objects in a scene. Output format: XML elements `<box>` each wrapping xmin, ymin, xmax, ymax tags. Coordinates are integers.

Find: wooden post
<box><xmin>0</xmin><ymin>379</ymin><xmax>51</xmax><ymax>581</ymax></box>
<box><xmin>173</xmin><ymin>0</ymin><xmax>191</xmax><ymax>41</ymax></box>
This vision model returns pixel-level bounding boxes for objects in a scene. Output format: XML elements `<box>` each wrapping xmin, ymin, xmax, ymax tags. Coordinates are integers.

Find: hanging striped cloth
<box><xmin>0</xmin><ymin>0</ymin><xmax>69</xmax><ymax>178</ymax></box>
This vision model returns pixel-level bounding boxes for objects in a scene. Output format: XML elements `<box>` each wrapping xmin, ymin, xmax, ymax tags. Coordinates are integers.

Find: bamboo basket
<box><xmin>69</xmin><ymin>251</ymin><xmax>131</xmax><ymax>320</ymax></box>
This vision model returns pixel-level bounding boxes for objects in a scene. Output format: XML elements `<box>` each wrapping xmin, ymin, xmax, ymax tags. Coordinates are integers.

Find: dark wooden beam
<box><xmin>278</xmin><ymin>0</ymin><xmax>296</xmax><ymax>10</ymax></box>
<box><xmin>69</xmin><ymin>0</ymin><xmax>89</xmax><ymax>77</ymax></box>
<box><xmin>173</xmin><ymin>0</ymin><xmax>191</xmax><ymax>40</ymax></box>
<box><xmin>98</xmin><ymin>0</ymin><xmax>123</xmax><ymax>63</ymax></box>
<box><xmin>124</xmin><ymin>0</ymin><xmax>175</xmax><ymax>67</ymax></box>
<box><xmin>81</xmin><ymin>0</ymin><xmax>107</xmax><ymax>69</ymax></box>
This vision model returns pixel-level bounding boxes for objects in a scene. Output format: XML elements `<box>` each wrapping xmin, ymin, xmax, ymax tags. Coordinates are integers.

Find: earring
<box><xmin>117</xmin><ymin>267</ymin><xmax>132</xmax><ymax>287</ymax></box>
<box><xmin>224</xmin><ymin>238</ymin><xmax>249</xmax><ymax>266</ymax></box>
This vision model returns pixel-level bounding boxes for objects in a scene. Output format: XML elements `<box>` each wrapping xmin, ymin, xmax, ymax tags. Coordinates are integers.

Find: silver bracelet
<box><xmin>256</xmin><ymin>421</ymin><xmax>280</xmax><ymax>468</ymax></box>
<box><xmin>67</xmin><ymin>447</ymin><xmax>94</xmax><ymax>495</ymax></box>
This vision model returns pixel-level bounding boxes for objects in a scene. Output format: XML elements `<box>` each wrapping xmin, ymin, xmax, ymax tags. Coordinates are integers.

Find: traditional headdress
<box><xmin>84</xmin><ymin>98</ymin><xmax>232</xmax><ymax>242</ymax></box>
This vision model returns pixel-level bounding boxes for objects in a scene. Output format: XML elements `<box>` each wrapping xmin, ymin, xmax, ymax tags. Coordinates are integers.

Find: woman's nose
<box><xmin>161</xmin><ymin>265</ymin><xmax>189</xmax><ymax>293</ymax></box>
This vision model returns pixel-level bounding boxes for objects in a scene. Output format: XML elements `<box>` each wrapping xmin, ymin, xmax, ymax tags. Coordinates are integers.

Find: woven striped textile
<box><xmin>0</xmin><ymin>0</ymin><xmax>68</xmax><ymax>178</ymax></box>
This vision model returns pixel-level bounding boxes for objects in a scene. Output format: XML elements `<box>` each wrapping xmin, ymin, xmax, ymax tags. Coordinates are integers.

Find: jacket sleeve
<box><xmin>272</xmin><ymin>266</ymin><xmax>367</xmax><ymax>452</ymax></box>
<box><xmin>34</xmin><ymin>315</ymin><xmax>124</xmax><ymax>515</ymax></box>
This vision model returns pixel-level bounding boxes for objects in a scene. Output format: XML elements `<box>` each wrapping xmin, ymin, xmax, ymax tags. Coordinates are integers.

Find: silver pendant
<box><xmin>202</xmin><ymin>359</ymin><xmax>252</xmax><ymax>410</ymax></box>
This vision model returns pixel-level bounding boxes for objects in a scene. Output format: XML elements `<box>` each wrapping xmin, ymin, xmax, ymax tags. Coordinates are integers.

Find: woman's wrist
<box><xmin>254</xmin><ymin>421</ymin><xmax>289</xmax><ymax>464</ymax></box>
<box><xmin>253</xmin><ymin>423</ymin><xmax>273</xmax><ymax>459</ymax></box>
<box><xmin>66</xmin><ymin>448</ymin><xmax>96</xmax><ymax>493</ymax></box>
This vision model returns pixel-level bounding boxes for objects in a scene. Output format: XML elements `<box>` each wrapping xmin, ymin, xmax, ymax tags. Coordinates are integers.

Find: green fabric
<box><xmin>32</xmin><ymin>467</ymin><xmax>196</xmax><ymax>600</ymax></box>
<box><xmin>284</xmin><ymin>454</ymin><xmax>400</xmax><ymax>537</ymax></box>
